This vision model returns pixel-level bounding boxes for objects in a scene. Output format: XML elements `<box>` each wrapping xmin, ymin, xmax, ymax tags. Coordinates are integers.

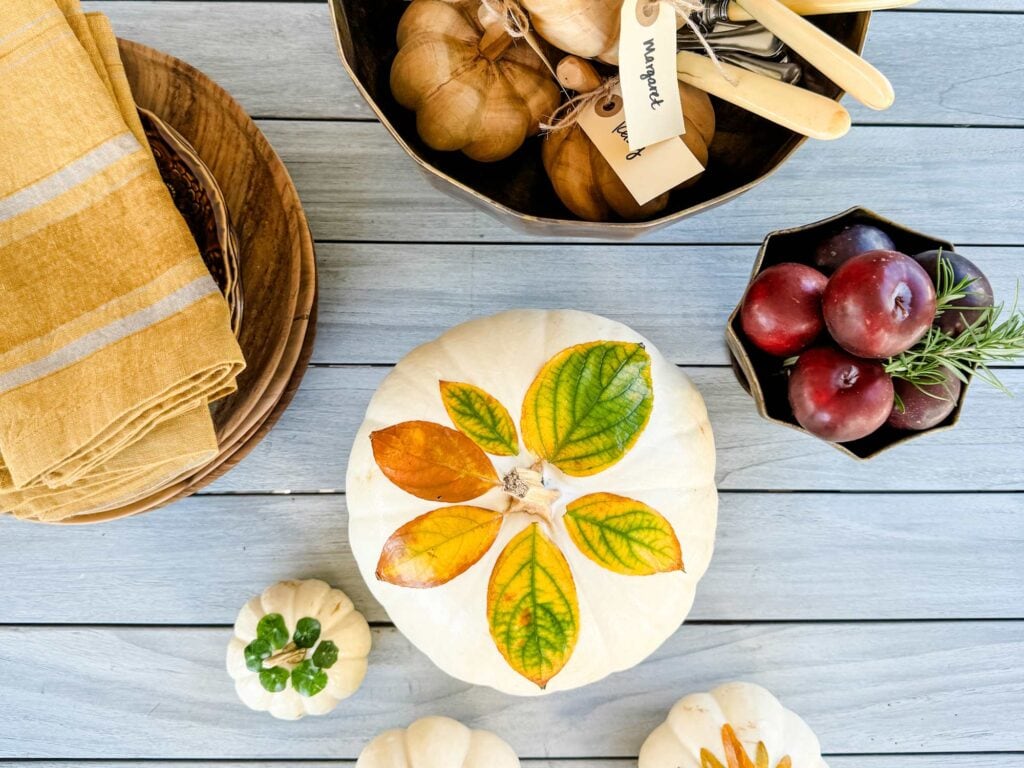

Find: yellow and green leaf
<box><xmin>521</xmin><ymin>341</ymin><xmax>654</xmax><ymax>477</ymax></box>
<box><xmin>376</xmin><ymin>505</ymin><xmax>504</xmax><ymax>588</ymax></box>
<box><xmin>440</xmin><ymin>381</ymin><xmax>519</xmax><ymax>456</ymax></box>
<box><xmin>370</xmin><ymin>420</ymin><xmax>499</xmax><ymax>502</ymax></box>
<box><xmin>487</xmin><ymin>523</ymin><xmax>579</xmax><ymax>688</ymax></box>
<box><xmin>564</xmin><ymin>492</ymin><xmax>683</xmax><ymax>575</ymax></box>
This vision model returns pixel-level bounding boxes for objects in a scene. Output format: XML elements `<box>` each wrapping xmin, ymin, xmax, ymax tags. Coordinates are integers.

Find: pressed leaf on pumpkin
<box><xmin>370</xmin><ymin>420</ymin><xmax>499</xmax><ymax>502</ymax></box>
<box><xmin>701</xmin><ymin>724</ymin><xmax>793</xmax><ymax>768</ymax></box>
<box><xmin>487</xmin><ymin>523</ymin><xmax>579</xmax><ymax>688</ymax></box>
<box><xmin>520</xmin><ymin>341</ymin><xmax>654</xmax><ymax>476</ymax></box>
<box><xmin>369</xmin><ymin>339</ymin><xmax>681</xmax><ymax>689</ymax></box>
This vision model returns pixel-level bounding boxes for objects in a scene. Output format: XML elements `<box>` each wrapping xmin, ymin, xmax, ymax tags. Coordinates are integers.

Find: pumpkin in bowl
<box><xmin>347</xmin><ymin>310</ymin><xmax>718</xmax><ymax>695</ymax></box>
<box><xmin>390</xmin><ymin>0</ymin><xmax>561</xmax><ymax>162</ymax></box>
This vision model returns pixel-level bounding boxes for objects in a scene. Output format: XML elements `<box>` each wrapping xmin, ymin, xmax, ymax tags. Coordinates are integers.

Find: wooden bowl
<box><xmin>329</xmin><ymin>0</ymin><xmax>870</xmax><ymax>239</ymax></box>
<box><xmin>725</xmin><ymin>207</ymin><xmax>966</xmax><ymax>460</ymax></box>
<box><xmin>53</xmin><ymin>40</ymin><xmax>317</xmax><ymax>523</ymax></box>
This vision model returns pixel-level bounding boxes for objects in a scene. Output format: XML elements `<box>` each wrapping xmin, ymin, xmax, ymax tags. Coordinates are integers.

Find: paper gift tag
<box><xmin>577</xmin><ymin>85</ymin><xmax>705</xmax><ymax>206</ymax></box>
<box><xmin>618</xmin><ymin>0</ymin><xmax>685</xmax><ymax>151</ymax></box>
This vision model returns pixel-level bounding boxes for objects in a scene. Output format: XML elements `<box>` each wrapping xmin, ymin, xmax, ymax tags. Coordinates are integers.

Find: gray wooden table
<box><xmin>2</xmin><ymin>1</ymin><xmax>1022</xmax><ymax>765</ymax></box>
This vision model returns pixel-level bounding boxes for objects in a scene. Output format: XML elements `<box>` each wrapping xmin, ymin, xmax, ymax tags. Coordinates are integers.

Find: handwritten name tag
<box><xmin>618</xmin><ymin>0</ymin><xmax>685</xmax><ymax>151</ymax></box>
<box><xmin>577</xmin><ymin>84</ymin><xmax>704</xmax><ymax>206</ymax></box>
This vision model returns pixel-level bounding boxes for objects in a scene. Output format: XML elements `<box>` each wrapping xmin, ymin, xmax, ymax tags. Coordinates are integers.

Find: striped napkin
<box><xmin>0</xmin><ymin>0</ymin><xmax>245</xmax><ymax>520</ymax></box>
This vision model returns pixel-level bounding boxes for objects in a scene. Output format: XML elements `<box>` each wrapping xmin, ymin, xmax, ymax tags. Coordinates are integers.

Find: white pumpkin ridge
<box><xmin>347</xmin><ymin>309</ymin><xmax>718</xmax><ymax>696</ymax></box>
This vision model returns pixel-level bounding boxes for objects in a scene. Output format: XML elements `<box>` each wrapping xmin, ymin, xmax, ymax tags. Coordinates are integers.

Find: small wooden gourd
<box><xmin>542</xmin><ymin>57</ymin><xmax>715</xmax><ymax>223</ymax></box>
<box><xmin>390</xmin><ymin>0</ymin><xmax>561</xmax><ymax>162</ymax></box>
<box><xmin>519</xmin><ymin>0</ymin><xmax>621</xmax><ymax>62</ymax></box>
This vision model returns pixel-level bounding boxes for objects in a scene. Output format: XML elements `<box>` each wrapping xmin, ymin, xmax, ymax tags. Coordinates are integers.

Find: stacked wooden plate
<box><xmin>56</xmin><ymin>41</ymin><xmax>317</xmax><ymax>524</ymax></box>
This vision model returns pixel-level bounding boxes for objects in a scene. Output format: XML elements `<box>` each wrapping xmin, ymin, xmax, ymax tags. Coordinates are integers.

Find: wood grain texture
<box><xmin>0</xmin><ymin>493</ymin><xmax>1019</xmax><ymax>624</ymax></box>
<box><xmin>0</xmin><ymin>623</ymin><xmax>1019</xmax><ymax>758</ymax></box>
<box><xmin>256</xmin><ymin>121</ymin><xmax>1024</xmax><ymax>244</ymax></box>
<box><xmin>307</xmin><ymin>244</ymin><xmax>1023</xmax><ymax>365</ymax></box>
<box><xmin>197</xmin><ymin>366</ymin><xmax>1024</xmax><ymax>493</ymax></box>
<box><xmin>86</xmin><ymin>4</ymin><xmax>1024</xmax><ymax>126</ymax></box>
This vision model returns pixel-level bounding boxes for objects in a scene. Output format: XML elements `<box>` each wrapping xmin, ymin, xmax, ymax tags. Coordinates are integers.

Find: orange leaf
<box><xmin>376</xmin><ymin>506</ymin><xmax>503</xmax><ymax>588</ymax></box>
<box><xmin>721</xmin><ymin>724</ymin><xmax>757</xmax><ymax>768</ymax></box>
<box><xmin>370</xmin><ymin>420</ymin><xmax>499</xmax><ymax>502</ymax></box>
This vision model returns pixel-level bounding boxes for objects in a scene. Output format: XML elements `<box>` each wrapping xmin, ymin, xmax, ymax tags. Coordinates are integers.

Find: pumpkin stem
<box><xmin>479</xmin><ymin>24</ymin><xmax>514</xmax><ymax>62</ymax></box>
<box><xmin>265</xmin><ymin>643</ymin><xmax>307</xmax><ymax>668</ymax></box>
<box><xmin>502</xmin><ymin>461</ymin><xmax>560</xmax><ymax>523</ymax></box>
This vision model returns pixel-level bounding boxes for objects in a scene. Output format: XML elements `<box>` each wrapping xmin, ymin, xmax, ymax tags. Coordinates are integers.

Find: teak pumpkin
<box><xmin>356</xmin><ymin>716</ymin><xmax>520</xmax><ymax>768</ymax></box>
<box><xmin>543</xmin><ymin>59</ymin><xmax>715</xmax><ymax>222</ymax></box>
<box><xmin>226</xmin><ymin>579</ymin><xmax>372</xmax><ymax>719</ymax></box>
<box><xmin>640</xmin><ymin>682</ymin><xmax>829</xmax><ymax>768</ymax></box>
<box><xmin>347</xmin><ymin>310</ymin><xmax>718</xmax><ymax>695</ymax></box>
<box><xmin>390</xmin><ymin>0</ymin><xmax>561</xmax><ymax>162</ymax></box>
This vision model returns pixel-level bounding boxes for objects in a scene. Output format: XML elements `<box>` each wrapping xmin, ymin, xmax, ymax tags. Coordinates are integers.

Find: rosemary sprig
<box><xmin>931</xmin><ymin>247</ymin><xmax>979</xmax><ymax>317</ymax></box>
<box><xmin>884</xmin><ymin>293</ymin><xmax>1024</xmax><ymax>394</ymax></box>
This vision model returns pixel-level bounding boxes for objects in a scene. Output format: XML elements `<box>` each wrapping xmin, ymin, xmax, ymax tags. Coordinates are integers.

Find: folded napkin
<box><xmin>0</xmin><ymin>0</ymin><xmax>245</xmax><ymax>520</ymax></box>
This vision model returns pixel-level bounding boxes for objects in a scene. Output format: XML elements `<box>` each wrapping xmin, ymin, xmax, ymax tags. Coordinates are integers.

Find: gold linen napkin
<box><xmin>0</xmin><ymin>0</ymin><xmax>245</xmax><ymax>519</ymax></box>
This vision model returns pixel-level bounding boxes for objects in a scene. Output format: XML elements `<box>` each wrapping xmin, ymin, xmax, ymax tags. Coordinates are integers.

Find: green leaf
<box><xmin>521</xmin><ymin>341</ymin><xmax>654</xmax><ymax>476</ymax></box>
<box><xmin>565</xmin><ymin>492</ymin><xmax>684</xmax><ymax>576</ymax></box>
<box><xmin>439</xmin><ymin>381</ymin><xmax>519</xmax><ymax>456</ymax></box>
<box><xmin>293</xmin><ymin>617</ymin><xmax>321</xmax><ymax>648</ymax></box>
<box><xmin>487</xmin><ymin>523</ymin><xmax>579</xmax><ymax>689</ymax></box>
<box><xmin>244</xmin><ymin>637</ymin><xmax>273</xmax><ymax>672</ymax></box>
<box><xmin>291</xmin><ymin>660</ymin><xmax>328</xmax><ymax>697</ymax></box>
<box><xmin>256</xmin><ymin>613</ymin><xmax>288</xmax><ymax>650</ymax></box>
<box><xmin>259</xmin><ymin>666</ymin><xmax>289</xmax><ymax>693</ymax></box>
<box><xmin>312</xmin><ymin>640</ymin><xmax>339</xmax><ymax>669</ymax></box>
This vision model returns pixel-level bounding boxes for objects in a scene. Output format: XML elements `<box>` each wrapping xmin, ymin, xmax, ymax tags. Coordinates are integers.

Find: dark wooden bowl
<box><xmin>329</xmin><ymin>0</ymin><xmax>870</xmax><ymax>239</ymax></box>
<box><xmin>726</xmin><ymin>206</ymin><xmax>966</xmax><ymax>461</ymax></box>
<box><xmin>55</xmin><ymin>40</ymin><xmax>317</xmax><ymax>523</ymax></box>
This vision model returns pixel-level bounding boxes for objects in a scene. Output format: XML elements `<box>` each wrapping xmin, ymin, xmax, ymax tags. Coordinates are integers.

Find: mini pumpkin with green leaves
<box><xmin>226</xmin><ymin>579</ymin><xmax>372</xmax><ymax>719</ymax></box>
<box><xmin>347</xmin><ymin>309</ymin><xmax>717</xmax><ymax>696</ymax></box>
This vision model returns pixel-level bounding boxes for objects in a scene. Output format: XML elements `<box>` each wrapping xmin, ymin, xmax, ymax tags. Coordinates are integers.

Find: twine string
<box><xmin>540</xmin><ymin>75</ymin><xmax>621</xmax><ymax>133</ymax></box>
<box><xmin>663</xmin><ymin>0</ymin><xmax>737</xmax><ymax>84</ymax></box>
<box><xmin>479</xmin><ymin>0</ymin><xmax>557</xmax><ymax>76</ymax></box>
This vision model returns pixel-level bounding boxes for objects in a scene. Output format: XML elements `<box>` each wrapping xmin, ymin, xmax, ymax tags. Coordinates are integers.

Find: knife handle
<box><xmin>676</xmin><ymin>51</ymin><xmax>851</xmax><ymax>140</ymax></box>
<box><xmin>731</xmin><ymin>0</ymin><xmax>895</xmax><ymax>110</ymax></box>
<box><xmin>728</xmin><ymin>0</ymin><xmax>919</xmax><ymax>19</ymax></box>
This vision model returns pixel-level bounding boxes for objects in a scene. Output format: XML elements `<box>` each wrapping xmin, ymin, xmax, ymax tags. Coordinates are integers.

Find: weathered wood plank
<box><xmin>3</xmin><ymin>492</ymin><xmax>1019</xmax><ymax>624</ymax></box>
<box><xmin>204</xmin><ymin>366</ymin><xmax>1024</xmax><ymax>492</ymax></box>
<box><xmin>88</xmin><ymin>3</ymin><xmax>1024</xmax><ymax>126</ymax></box>
<box><xmin>0</xmin><ymin>623</ymin><xmax>1018</xmax><ymax>758</ymax></box>
<box><xmin>257</xmin><ymin>121</ymin><xmax>1024</xmax><ymax>244</ymax></box>
<box><xmin>7</xmin><ymin>759</ymin><xmax>1021</xmax><ymax>768</ymax></box>
<box><xmin>310</xmin><ymin>244</ymin><xmax>1023</xmax><ymax>365</ymax></box>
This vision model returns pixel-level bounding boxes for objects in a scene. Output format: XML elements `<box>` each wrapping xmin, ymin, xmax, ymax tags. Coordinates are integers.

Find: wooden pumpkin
<box><xmin>519</xmin><ymin>0</ymin><xmax>621</xmax><ymax>62</ymax></box>
<box><xmin>390</xmin><ymin>0</ymin><xmax>561</xmax><ymax>162</ymax></box>
<box><xmin>357</xmin><ymin>716</ymin><xmax>520</xmax><ymax>768</ymax></box>
<box><xmin>543</xmin><ymin>60</ymin><xmax>715</xmax><ymax>222</ymax></box>
<box><xmin>640</xmin><ymin>682</ymin><xmax>829</xmax><ymax>768</ymax></box>
<box><xmin>347</xmin><ymin>309</ymin><xmax>717</xmax><ymax>695</ymax></box>
<box><xmin>226</xmin><ymin>579</ymin><xmax>372</xmax><ymax>719</ymax></box>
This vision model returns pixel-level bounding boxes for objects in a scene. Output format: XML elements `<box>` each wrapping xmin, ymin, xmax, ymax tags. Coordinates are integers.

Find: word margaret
<box><xmin>639</xmin><ymin>38</ymin><xmax>665</xmax><ymax>110</ymax></box>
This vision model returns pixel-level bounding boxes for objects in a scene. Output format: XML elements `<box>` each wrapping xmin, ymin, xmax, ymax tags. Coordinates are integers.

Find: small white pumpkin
<box><xmin>226</xmin><ymin>579</ymin><xmax>372</xmax><ymax>719</ymax></box>
<box><xmin>347</xmin><ymin>310</ymin><xmax>717</xmax><ymax>696</ymax></box>
<box><xmin>357</xmin><ymin>716</ymin><xmax>520</xmax><ymax>768</ymax></box>
<box><xmin>640</xmin><ymin>682</ymin><xmax>829</xmax><ymax>768</ymax></box>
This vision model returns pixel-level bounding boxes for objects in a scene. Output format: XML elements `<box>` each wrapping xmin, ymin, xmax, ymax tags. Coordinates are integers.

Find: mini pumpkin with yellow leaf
<box><xmin>640</xmin><ymin>682</ymin><xmax>829</xmax><ymax>768</ymax></box>
<box><xmin>347</xmin><ymin>309</ymin><xmax>717</xmax><ymax>695</ymax></box>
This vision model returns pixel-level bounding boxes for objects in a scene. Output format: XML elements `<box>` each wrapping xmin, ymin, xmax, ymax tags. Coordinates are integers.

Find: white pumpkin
<box><xmin>640</xmin><ymin>682</ymin><xmax>828</xmax><ymax>768</ymax></box>
<box><xmin>357</xmin><ymin>716</ymin><xmax>519</xmax><ymax>768</ymax></box>
<box><xmin>226</xmin><ymin>579</ymin><xmax>372</xmax><ymax>719</ymax></box>
<box><xmin>347</xmin><ymin>310</ymin><xmax>717</xmax><ymax>696</ymax></box>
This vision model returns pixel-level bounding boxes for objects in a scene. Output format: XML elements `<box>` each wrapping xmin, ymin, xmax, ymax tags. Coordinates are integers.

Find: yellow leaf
<box><xmin>440</xmin><ymin>381</ymin><xmax>519</xmax><ymax>456</ymax></box>
<box><xmin>487</xmin><ymin>523</ymin><xmax>579</xmax><ymax>688</ymax></box>
<box><xmin>521</xmin><ymin>341</ymin><xmax>653</xmax><ymax>477</ymax></box>
<box><xmin>370</xmin><ymin>420</ymin><xmax>499</xmax><ymax>502</ymax></box>
<box><xmin>702</xmin><ymin>749</ymin><xmax>726</xmax><ymax>768</ymax></box>
<box><xmin>376</xmin><ymin>506</ymin><xmax>503</xmax><ymax>588</ymax></box>
<box><xmin>564</xmin><ymin>492</ymin><xmax>683</xmax><ymax>576</ymax></box>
